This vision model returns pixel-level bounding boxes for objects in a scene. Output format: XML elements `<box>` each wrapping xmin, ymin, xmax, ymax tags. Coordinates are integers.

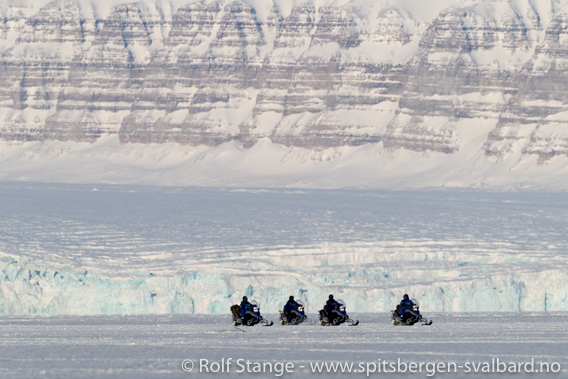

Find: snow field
<box><xmin>2</xmin><ymin>135</ymin><xmax>568</xmax><ymax>190</ymax></box>
<box><xmin>0</xmin><ymin>313</ymin><xmax>566</xmax><ymax>378</ymax></box>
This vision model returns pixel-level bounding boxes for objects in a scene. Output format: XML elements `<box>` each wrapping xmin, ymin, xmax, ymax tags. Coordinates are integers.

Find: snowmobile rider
<box><xmin>325</xmin><ymin>294</ymin><xmax>340</xmax><ymax>311</ymax></box>
<box><xmin>324</xmin><ymin>294</ymin><xmax>340</xmax><ymax>322</ymax></box>
<box><xmin>240</xmin><ymin>296</ymin><xmax>251</xmax><ymax>319</ymax></box>
<box><xmin>284</xmin><ymin>296</ymin><xmax>300</xmax><ymax>320</ymax></box>
<box><xmin>399</xmin><ymin>294</ymin><xmax>419</xmax><ymax>319</ymax></box>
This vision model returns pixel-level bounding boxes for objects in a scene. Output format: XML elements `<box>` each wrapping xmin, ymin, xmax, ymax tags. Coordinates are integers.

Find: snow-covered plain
<box><xmin>0</xmin><ymin>313</ymin><xmax>566</xmax><ymax>378</ymax></box>
<box><xmin>1</xmin><ymin>182</ymin><xmax>567</xmax><ymax>315</ymax></box>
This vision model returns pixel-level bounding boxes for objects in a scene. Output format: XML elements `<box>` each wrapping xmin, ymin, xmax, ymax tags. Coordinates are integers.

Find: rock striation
<box><xmin>1</xmin><ymin>0</ymin><xmax>568</xmax><ymax>163</ymax></box>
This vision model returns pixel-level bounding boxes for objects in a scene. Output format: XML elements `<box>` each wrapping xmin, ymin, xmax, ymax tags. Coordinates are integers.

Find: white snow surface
<box><xmin>1</xmin><ymin>183</ymin><xmax>567</xmax><ymax>316</ymax></box>
<box><xmin>1</xmin><ymin>134</ymin><xmax>568</xmax><ymax>190</ymax></box>
<box><xmin>0</xmin><ymin>313</ymin><xmax>566</xmax><ymax>378</ymax></box>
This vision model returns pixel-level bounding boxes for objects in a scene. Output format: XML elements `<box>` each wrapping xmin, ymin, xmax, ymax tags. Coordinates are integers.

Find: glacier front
<box><xmin>0</xmin><ymin>183</ymin><xmax>566</xmax><ymax>315</ymax></box>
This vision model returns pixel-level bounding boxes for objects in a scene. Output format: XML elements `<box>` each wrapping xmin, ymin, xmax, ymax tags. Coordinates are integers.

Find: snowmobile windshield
<box><xmin>336</xmin><ymin>299</ymin><xmax>346</xmax><ymax>310</ymax></box>
<box><xmin>248</xmin><ymin>300</ymin><xmax>260</xmax><ymax>313</ymax></box>
<box><xmin>296</xmin><ymin>301</ymin><xmax>305</xmax><ymax>311</ymax></box>
<box><xmin>411</xmin><ymin>299</ymin><xmax>419</xmax><ymax>308</ymax></box>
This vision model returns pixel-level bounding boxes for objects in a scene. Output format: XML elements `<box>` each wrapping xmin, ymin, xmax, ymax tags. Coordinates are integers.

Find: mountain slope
<box><xmin>1</xmin><ymin>0</ymin><xmax>567</xmax><ymax>189</ymax></box>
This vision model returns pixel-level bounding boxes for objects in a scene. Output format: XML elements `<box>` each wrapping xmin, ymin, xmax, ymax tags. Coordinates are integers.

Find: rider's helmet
<box><xmin>243</xmin><ymin>296</ymin><xmax>248</xmax><ymax>301</ymax></box>
<box><xmin>403</xmin><ymin>294</ymin><xmax>409</xmax><ymax>300</ymax></box>
<box><xmin>329</xmin><ymin>294</ymin><xmax>334</xmax><ymax>299</ymax></box>
<box><xmin>289</xmin><ymin>296</ymin><xmax>294</xmax><ymax>301</ymax></box>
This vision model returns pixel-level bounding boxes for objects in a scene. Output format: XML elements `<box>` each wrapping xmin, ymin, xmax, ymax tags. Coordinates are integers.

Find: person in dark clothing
<box><xmin>325</xmin><ymin>294</ymin><xmax>339</xmax><ymax>311</ymax></box>
<box><xmin>284</xmin><ymin>296</ymin><xmax>300</xmax><ymax>321</ymax></box>
<box><xmin>399</xmin><ymin>294</ymin><xmax>420</xmax><ymax>320</ymax></box>
<box><xmin>324</xmin><ymin>294</ymin><xmax>340</xmax><ymax>323</ymax></box>
<box><xmin>284</xmin><ymin>296</ymin><xmax>299</xmax><ymax>312</ymax></box>
<box><xmin>240</xmin><ymin>296</ymin><xmax>251</xmax><ymax>319</ymax></box>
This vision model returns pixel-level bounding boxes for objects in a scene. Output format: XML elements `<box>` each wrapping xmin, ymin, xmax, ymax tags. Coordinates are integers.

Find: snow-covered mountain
<box><xmin>1</xmin><ymin>0</ymin><xmax>568</xmax><ymax>189</ymax></box>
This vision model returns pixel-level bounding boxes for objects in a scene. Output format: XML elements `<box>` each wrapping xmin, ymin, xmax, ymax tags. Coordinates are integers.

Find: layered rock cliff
<box><xmin>1</xmin><ymin>0</ymin><xmax>568</xmax><ymax>166</ymax></box>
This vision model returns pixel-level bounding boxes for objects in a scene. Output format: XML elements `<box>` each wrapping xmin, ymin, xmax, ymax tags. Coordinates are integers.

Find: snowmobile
<box><xmin>231</xmin><ymin>301</ymin><xmax>273</xmax><ymax>326</ymax></box>
<box><xmin>279</xmin><ymin>301</ymin><xmax>308</xmax><ymax>325</ymax></box>
<box><xmin>319</xmin><ymin>299</ymin><xmax>359</xmax><ymax>326</ymax></box>
<box><xmin>391</xmin><ymin>299</ymin><xmax>432</xmax><ymax>326</ymax></box>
